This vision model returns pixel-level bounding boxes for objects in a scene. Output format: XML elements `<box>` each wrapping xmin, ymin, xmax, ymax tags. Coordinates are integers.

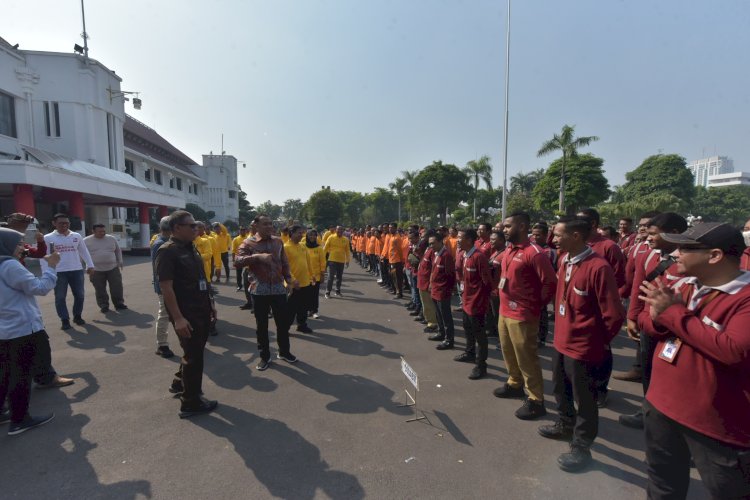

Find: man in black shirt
<box><xmin>155</xmin><ymin>210</ymin><xmax>217</xmax><ymax>418</ymax></box>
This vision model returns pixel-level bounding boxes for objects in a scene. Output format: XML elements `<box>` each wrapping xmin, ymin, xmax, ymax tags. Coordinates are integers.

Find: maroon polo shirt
<box><xmin>430</xmin><ymin>246</ymin><xmax>455</xmax><ymax>301</ymax></box>
<box><xmin>461</xmin><ymin>247</ymin><xmax>492</xmax><ymax>317</ymax></box>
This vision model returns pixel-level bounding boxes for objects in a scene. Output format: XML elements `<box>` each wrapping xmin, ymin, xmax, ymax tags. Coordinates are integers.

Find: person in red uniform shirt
<box><xmin>428</xmin><ymin>234</ymin><xmax>456</xmax><ymax>349</ymax></box>
<box><xmin>741</xmin><ymin>217</ymin><xmax>750</xmax><ymax>271</ymax></box>
<box><xmin>619</xmin><ymin>213</ymin><xmax>686</xmax><ymax>430</ymax></box>
<box><xmin>537</xmin><ymin>216</ymin><xmax>624</xmax><ymax>472</ymax></box>
<box><xmin>495</xmin><ymin>212</ymin><xmax>557</xmax><ymax>420</ymax></box>
<box><xmin>577</xmin><ymin>208</ymin><xmax>626</xmax><ymax>408</ymax></box>
<box><xmin>531</xmin><ymin>221</ymin><xmax>557</xmax><ymax>347</ymax></box>
<box><xmin>638</xmin><ymin>222</ymin><xmax>750</xmax><ymax>499</ymax></box>
<box><xmin>487</xmin><ymin>229</ymin><xmax>507</xmax><ymax>346</ymax></box>
<box><xmin>617</xmin><ymin>217</ymin><xmax>637</xmax><ymax>252</ymax></box>
<box><xmin>474</xmin><ymin>222</ymin><xmax>493</xmax><ymax>258</ymax></box>
<box><xmin>454</xmin><ymin>228</ymin><xmax>493</xmax><ymax>380</ymax></box>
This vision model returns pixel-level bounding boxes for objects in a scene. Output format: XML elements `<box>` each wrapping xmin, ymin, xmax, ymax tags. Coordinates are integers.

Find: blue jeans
<box><xmin>54</xmin><ymin>270</ymin><xmax>85</xmax><ymax>320</ymax></box>
<box><xmin>408</xmin><ymin>272</ymin><xmax>421</xmax><ymax>308</ymax></box>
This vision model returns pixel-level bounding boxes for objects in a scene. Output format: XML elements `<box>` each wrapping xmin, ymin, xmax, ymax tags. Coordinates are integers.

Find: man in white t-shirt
<box><xmin>44</xmin><ymin>214</ymin><xmax>95</xmax><ymax>330</ymax></box>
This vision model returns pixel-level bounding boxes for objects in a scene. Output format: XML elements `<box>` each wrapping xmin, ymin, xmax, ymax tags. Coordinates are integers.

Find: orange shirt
<box><xmin>356</xmin><ymin>235</ymin><xmax>367</xmax><ymax>252</ymax></box>
<box><xmin>388</xmin><ymin>234</ymin><xmax>403</xmax><ymax>263</ymax></box>
<box><xmin>380</xmin><ymin>233</ymin><xmax>392</xmax><ymax>259</ymax></box>
<box><xmin>446</xmin><ymin>237</ymin><xmax>458</xmax><ymax>259</ymax></box>
<box><xmin>367</xmin><ymin>236</ymin><xmax>377</xmax><ymax>255</ymax></box>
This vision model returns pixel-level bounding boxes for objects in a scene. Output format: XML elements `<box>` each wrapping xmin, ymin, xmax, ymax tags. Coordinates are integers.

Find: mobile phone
<box><xmin>50</xmin><ymin>242</ymin><xmax>55</xmax><ymax>253</ymax></box>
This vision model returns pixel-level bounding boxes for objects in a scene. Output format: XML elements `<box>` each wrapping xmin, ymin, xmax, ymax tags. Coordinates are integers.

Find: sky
<box><xmin>5</xmin><ymin>0</ymin><xmax>750</xmax><ymax>206</ymax></box>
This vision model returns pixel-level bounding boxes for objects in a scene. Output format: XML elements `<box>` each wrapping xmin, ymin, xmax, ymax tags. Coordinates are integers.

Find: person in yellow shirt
<box><xmin>305</xmin><ymin>229</ymin><xmax>327</xmax><ymax>319</ymax></box>
<box><xmin>194</xmin><ymin>223</ymin><xmax>214</xmax><ymax>284</ymax></box>
<box><xmin>231</xmin><ymin>226</ymin><xmax>248</xmax><ymax>291</ymax></box>
<box><xmin>280</xmin><ymin>227</ymin><xmax>290</xmax><ymax>244</ymax></box>
<box><xmin>284</xmin><ymin>225</ymin><xmax>314</xmax><ymax>333</ymax></box>
<box><xmin>203</xmin><ymin>225</ymin><xmax>222</xmax><ymax>283</ymax></box>
<box><xmin>323</xmin><ymin>225</ymin><xmax>350</xmax><ymax>298</ymax></box>
<box><xmin>212</xmin><ymin>222</ymin><xmax>232</xmax><ymax>283</ymax></box>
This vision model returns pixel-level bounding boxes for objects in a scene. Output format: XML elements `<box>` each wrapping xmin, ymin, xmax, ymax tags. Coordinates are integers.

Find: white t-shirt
<box><xmin>44</xmin><ymin>230</ymin><xmax>95</xmax><ymax>272</ymax></box>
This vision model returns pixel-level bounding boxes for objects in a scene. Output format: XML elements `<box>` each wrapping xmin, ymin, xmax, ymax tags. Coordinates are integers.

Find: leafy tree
<box><xmin>401</xmin><ymin>169</ymin><xmax>420</xmax><ymax>220</ymax></box>
<box><xmin>237</xmin><ymin>190</ymin><xmax>255</xmax><ymax>226</ymax></box>
<box><xmin>617</xmin><ymin>154</ymin><xmax>695</xmax><ymax>204</ymax></box>
<box><xmin>223</xmin><ymin>220</ymin><xmax>239</xmax><ymax>233</ymax></box>
<box><xmin>462</xmin><ymin>155</ymin><xmax>493</xmax><ymax>221</ymax></box>
<box><xmin>363</xmin><ymin>187</ymin><xmax>398</xmax><ymax>225</ymax></box>
<box><xmin>597</xmin><ymin>193</ymin><xmax>688</xmax><ymax>226</ymax></box>
<box><xmin>388</xmin><ymin>177</ymin><xmax>408</xmax><ymax>222</ymax></box>
<box><xmin>412</xmin><ymin>160</ymin><xmax>471</xmax><ymax>225</ymax></box>
<box><xmin>510</xmin><ymin>169</ymin><xmax>545</xmax><ymax>195</ymax></box>
<box><xmin>693</xmin><ymin>185</ymin><xmax>750</xmax><ymax>226</ymax></box>
<box><xmin>537</xmin><ymin>125</ymin><xmax>599</xmax><ymax>213</ymax></box>
<box><xmin>336</xmin><ymin>190</ymin><xmax>368</xmax><ymax>227</ymax></box>
<box><xmin>532</xmin><ymin>153</ymin><xmax>610</xmax><ymax>215</ymax></box>
<box><xmin>185</xmin><ymin>203</ymin><xmax>215</xmax><ymax>223</ymax></box>
<box><xmin>304</xmin><ymin>188</ymin><xmax>343</xmax><ymax>229</ymax></box>
<box><xmin>281</xmin><ymin>198</ymin><xmax>304</xmax><ymax>222</ymax></box>
<box><xmin>255</xmin><ymin>200</ymin><xmax>283</xmax><ymax>221</ymax></box>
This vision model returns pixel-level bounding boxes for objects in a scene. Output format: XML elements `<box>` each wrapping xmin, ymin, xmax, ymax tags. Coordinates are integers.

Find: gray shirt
<box><xmin>84</xmin><ymin>234</ymin><xmax>122</xmax><ymax>272</ymax></box>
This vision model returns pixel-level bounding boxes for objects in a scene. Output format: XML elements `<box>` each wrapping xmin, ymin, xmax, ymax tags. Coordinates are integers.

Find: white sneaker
<box><xmin>313</xmin><ymin>313</ymin><xmax>320</xmax><ymax>319</ymax></box>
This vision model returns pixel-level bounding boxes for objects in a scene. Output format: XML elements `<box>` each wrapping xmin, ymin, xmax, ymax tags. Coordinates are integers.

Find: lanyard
<box><xmin>561</xmin><ymin>262</ymin><xmax>581</xmax><ymax>304</ymax></box>
<box><xmin>502</xmin><ymin>247</ymin><xmax>520</xmax><ymax>279</ymax></box>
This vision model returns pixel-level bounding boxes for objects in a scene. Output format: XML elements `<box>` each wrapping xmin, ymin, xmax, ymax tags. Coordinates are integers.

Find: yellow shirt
<box><xmin>324</xmin><ymin>234</ymin><xmax>350</xmax><ymax>264</ymax></box>
<box><xmin>306</xmin><ymin>245</ymin><xmax>327</xmax><ymax>281</ymax></box>
<box><xmin>208</xmin><ymin>234</ymin><xmax>221</xmax><ymax>269</ymax></box>
<box><xmin>150</xmin><ymin>234</ymin><xmax>158</xmax><ymax>245</ymax></box>
<box><xmin>214</xmin><ymin>227</ymin><xmax>231</xmax><ymax>253</ymax></box>
<box><xmin>284</xmin><ymin>241</ymin><xmax>312</xmax><ymax>287</ymax></box>
<box><xmin>231</xmin><ymin>235</ymin><xmax>245</xmax><ymax>255</ymax></box>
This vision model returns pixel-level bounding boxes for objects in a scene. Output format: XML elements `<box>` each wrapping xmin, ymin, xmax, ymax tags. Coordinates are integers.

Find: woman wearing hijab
<box><xmin>305</xmin><ymin>230</ymin><xmax>327</xmax><ymax>319</ymax></box>
<box><xmin>0</xmin><ymin>228</ymin><xmax>60</xmax><ymax>435</ymax></box>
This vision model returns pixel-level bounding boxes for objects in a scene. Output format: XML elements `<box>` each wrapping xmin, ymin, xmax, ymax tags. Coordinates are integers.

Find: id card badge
<box><xmin>199</xmin><ymin>279</ymin><xmax>208</xmax><ymax>291</ymax></box>
<box><xmin>499</xmin><ymin>278</ymin><xmax>507</xmax><ymax>290</ymax></box>
<box><xmin>558</xmin><ymin>303</ymin><xmax>566</xmax><ymax>317</ymax></box>
<box><xmin>658</xmin><ymin>338</ymin><xmax>682</xmax><ymax>364</ymax></box>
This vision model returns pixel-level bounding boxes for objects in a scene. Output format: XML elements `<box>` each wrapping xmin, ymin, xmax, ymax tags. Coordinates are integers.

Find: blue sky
<box><xmin>5</xmin><ymin>0</ymin><xmax>750</xmax><ymax>205</ymax></box>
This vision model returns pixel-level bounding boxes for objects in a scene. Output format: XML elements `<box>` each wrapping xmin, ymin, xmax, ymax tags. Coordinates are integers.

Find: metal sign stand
<box><xmin>398</xmin><ymin>357</ymin><xmax>427</xmax><ymax>423</ymax></box>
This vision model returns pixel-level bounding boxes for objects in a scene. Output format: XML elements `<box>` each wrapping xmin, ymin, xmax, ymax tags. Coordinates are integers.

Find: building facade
<box><xmin>687</xmin><ymin>155</ymin><xmax>734</xmax><ymax>187</ymax></box>
<box><xmin>706</xmin><ymin>171</ymin><xmax>750</xmax><ymax>188</ymax></box>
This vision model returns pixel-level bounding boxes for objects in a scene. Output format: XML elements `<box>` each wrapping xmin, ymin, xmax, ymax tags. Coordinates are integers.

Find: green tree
<box><xmin>532</xmin><ymin>154</ymin><xmax>610</xmax><ymax>214</ymax></box>
<box><xmin>185</xmin><ymin>203</ymin><xmax>215</xmax><ymax>223</ymax></box>
<box><xmin>255</xmin><ymin>200</ymin><xmax>283</xmax><ymax>221</ymax></box>
<box><xmin>462</xmin><ymin>155</ymin><xmax>493</xmax><ymax>221</ymax></box>
<box><xmin>537</xmin><ymin>125</ymin><xmax>599</xmax><ymax>213</ymax></box>
<box><xmin>237</xmin><ymin>190</ymin><xmax>255</xmax><ymax>226</ymax></box>
<box><xmin>510</xmin><ymin>168</ymin><xmax>545</xmax><ymax>195</ymax></box>
<box><xmin>281</xmin><ymin>198</ymin><xmax>304</xmax><ymax>222</ymax></box>
<box><xmin>693</xmin><ymin>185</ymin><xmax>750</xmax><ymax>226</ymax></box>
<box><xmin>401</xmin><ymin>169</ymin><xmax>420</xmax><ymax>220</ymax></box>
<box><xmin>223</xmin><ymin>220</ymin><xmax>239</xmax><ymax>233</ymax></box>
<box><xmin>363</xmin><ymin>187</ymin><xmax>399</xmax><ymax>224</ymax></box>
<box><xmin>597</xmin><ymin>193</ymin><xmax>688</xmax><ymax>226</ymax></box>
<box><xmin>412</xmin><ymin>160</ymin><xmax>471</xmax><ymax>225</ymax></box>
<box><xmin>388</xmin><ymin>177</ymin><xmax>408</xmax><ymax>222</ymax></box>
<box><xmin>618</xmin><ymin>154</ymin><xmax>695</xmax><ymax>204</ymax></box>
<box><xmin>304</xmin><ymin>188</ymin><xmax>343</xmax><ymax>229</ymax></box>
<box><xmin>336</xmin><ymin>190</ymin><xmax>368</xmax><ymax>227</ymax></box>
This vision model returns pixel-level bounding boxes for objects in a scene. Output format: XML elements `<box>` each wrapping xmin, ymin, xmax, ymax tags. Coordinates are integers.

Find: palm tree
<box><xmin>462</xmin><ymin>155</ymin><xmax>493</xmax><ymax>221</ymax></box>
<box><xmin>389</xmin><ymin>177</ymin><xmax>408</xmax><ymax>222</ymax></box>
<box><xmin>537</xmin><ymin>125</ymin><xmax>599</xmax><ymax>213</ymax></box>
<box><xmin>510</xmin><ymin>171</ymin><xmax>535</xmax><ymax>195</ymax></box>
<box><xmin>401</xmin><ymin>169</ymin><xmax>419</xmax><ymax>220</ymax></box>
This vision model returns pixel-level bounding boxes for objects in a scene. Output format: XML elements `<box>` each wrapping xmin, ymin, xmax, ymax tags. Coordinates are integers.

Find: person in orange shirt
<box><xmin>387</xmin><ymin>223</ymin><xmax>405</xmax><ymax>298</ymax></box>
<box><xmin>379</xmin><ymin>224</ymin><xmax>392</xmax><ymax>289</ymax></box>
<box><xmin>369</xmin><ymin>229</ymin><xmax>382</xmax><ymax>277</ymax></box>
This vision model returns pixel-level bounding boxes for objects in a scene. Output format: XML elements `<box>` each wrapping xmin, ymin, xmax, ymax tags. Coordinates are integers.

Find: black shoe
<box><xmin>278</xmin><ymin>352</ymin><xmax>298</xmax><ymax>363</ymax></box>
<box><xmin>409</xmin><ymin>310</ymin><xmax>421</xmax><ymax>317</ymax></box>
<box><xmin>61</xmin><ymin>319</ymin><xmax>71</xmax><ymax>330</ymax></box>
<box><xmin>179</xmin><ymin>399</ymin><xmax>218</xmax><ymax>419</ymax></box>
<box><xmin>168</xmin><ymin>382</ymin><xmax>183</xmax><ymax>394</ymax></box>
<box><xmin>436</xmin><ymin>341</ymin><xmax>454</xmax><ymax>350</ymax></box>
<box><xmin>256</xmin><ymin>359</ymin><xmax>270</xmax><ymax>371</ymax></box>
<box><xmin>7</xmin><ymin>413</ymin><xmax>55</xmax><ymax>435</ymax></box>
<box><xmin>0</xmin><ymin>410</ymin><xmax>9</xmax><ymax>425</ymax></box>
<box><xmin>454</xmin><ymin>352</ymin><xmax>476</xmax><ymax>363</ymax></box>
<box><xmin>100</xmin><ymin>307</ymin><xmax>110</xmax><ymax>313</ymax></box>
<box><xmin>557</xmin><ymin>445</ymin><xmax>592</xmax><ymax>472</ymax></box>
<box><xmin>538</xmin><ymin>420</ymin><xmax>574</xmax><ymax>440</ymax></box>
<box><xmin>236</xmin><ymin>286</ymin><xmax>243</xmax><ymax>292</ymax></box>
<box><xmin>419</xmin><ymin>319</ymin><xmax>428</xmax><ymax>325</ymax></box>
<box><xmin>155</xmin><ymin>346</ymin><xmax>175</xmax><ymax>359</ymax></box>
<box><xmin>428</xmin><ymin>333</ymin><xmax>445</xmax><ymax>341</ymax></box>
<box><xmin>73</xmin><ymin>316</ymin><xmax>86</xmax><ymax>325</ymax></box>
<box><xmin>468</xmin><ymin>365</ymin><xmax>487</xmax><ymax>380</ymax></box>
<box><xmin>413</xmin><ymin>315</ymin><xmax>425</xmax><ymax>322</ymax></box>
<box><xmin>423</xmin><ymin>325</ymin><xmax>438</xmax><ymax>333</ymax></box>
<box><xmin>515</xmin><ymin>399</ymin><xmax>547</xmax><ymax>420</ymax></box>
<box><xmin>334</xmin><ymin>291</ymin><xmax>342</xmax><ymax>297</ymax></box>
<box><xmin>239</xmin><ymin>303</ymin><xmax>253</xmax><ymax>310</ymax></box>
<box><xmin>209</xmin><ymin>327</ymin><xmax>218</xmax><ymax>337</ymax></box>
<box><xmin>405</xmin><ymin>303</ymin><xmax>415</xmax><ymax>310</ymax></box>
<box><xmin>619</xmin><ymin>411</ymin><xmax>644</xmax><ymax>429</ymax></box>
<box><xmin>296</xmin><ymin>325</ymin><xmax>313</xmax><ymax>334</ymax></box>
<box><xmin>115</xmin><ymin>304</ymin><xmax>128</xmax><ymax>310</ymax></box>
<box><xmin>493</xmin><ymin>383</ymin><xmax>526</xmax><ymax>399</ymax></box>
<box><xmin>596</xmin><ymin>390</ymin><xmax>609</xmax><ymax>408</ymax></box>
<box><xmin>396</xmin><ymin>293</ymin><xmax>403</xmax><ymax>299</ymax></box>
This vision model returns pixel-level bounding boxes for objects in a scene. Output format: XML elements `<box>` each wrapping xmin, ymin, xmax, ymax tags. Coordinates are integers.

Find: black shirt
<box><xmin>155</xmin><ymin>237</ymin><xmax>212</xmax><ymax>321</ymax></box>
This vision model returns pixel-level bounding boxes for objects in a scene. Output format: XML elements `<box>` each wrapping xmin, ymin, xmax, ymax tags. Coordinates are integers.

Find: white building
<box><xmin>707</xmin><ymin>171</ymin><xmax>750</xmax><ymax>188</ymax></box>
<box><xmin>687</xmin><ymin>155</ymin><xmax>734</xmax><ymax>187</ymax></box>
<box><xmin>190</xmin><ymin>154</ymin><xmax>241</xmax><ymax>225</ymax></box>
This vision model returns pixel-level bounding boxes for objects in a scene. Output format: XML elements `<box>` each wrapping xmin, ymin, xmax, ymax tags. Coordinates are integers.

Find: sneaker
<box><xmin>324</xmin><ymin>293</ymin><xmax>331</xmax><ymax>299</ymax></box>
<box><xmin>236</xmin><ymin>286</ymin><xmax>243</xmax><ymax>292</ymax></box>
<box><xmin>168</xmin><ymin>382</ymin><xmax>184</xmax><ymax>394</ymax></box>
<box><xmin>8</xmin><ymin>413</ymin><xmax>55</xmax><ymax>435</ymax></box>
<box><xmin>596</xmin><ymin>390</ymin><xmax>609</xmax><ymax>408</ymax></box>
<box><xmin>312</xmin><ymin>313</ymin><xmax>320</xmax><ymax>319</ymax></box>
<box><xmin>256</xmin><ymin>359</ymin><xmax>271</xmax><ymax>371</ymax></box>
<box><xmin>36</xmin><ymin>376</ymin><xmax>75</xmax><ymax>389</ymax></box>
<box><xmin>515</xmin><ymin>399</ymin><xmax>547</xmax><ymax>420</ymax></box>
<box><xmin>613</xmin><ymin>368</ymin><xmax>642</xmax><ymax>382</ymax></box>
<box><xmin>423</xmin><ymin>325</ymin><xmax>438</xmax><ymax>333</ymax></box>
<box><xmin>296</xmin><ymin>325</ymin><xmax>313</xmax><ymax>334</ymax></box>
<box><xmin>278</xmin><ymin>352</ymin><xmax>298</xmax><ymax>364</ymax></box>
<box><xmin>492</xmin><ymin>383</ymin><xmax>525</xmax><ymax>399</ymax></box>
<box><xmin>73</xmin><ymin>316</ymin><xmax>86</xmax><ymax>325</ymax></box>
<box><xmin>155</xmin><ymin>346</ymin><xmax>175</xmax><ymax>359</ymax></box>
<box><xmin>454</xmin><ymin>352</ymin><xmax>476</xmax><ymax>363</ymax></box>
<box><xmin>468</xmin><ymin>365</ymin><xmax>487</xmax><ymax>380</ymax></box>
<box><xmin>179</xmin><ymin>399</ymin><xmax>218</xmax><ymax>419</ymax></box>
<box><xmin>334</xmin><ymin>291</ymin><xmax>342</xmax><ymax>297</ymax></box>
<box><xmin>115</xmin><ymin>304</ymin><xmax>128</xmax><ymax>310</ymax></box>
<box><xmin>413</xmin><ymin>315</ymin><xmax>425</xmax><ymax>322</ymax></box>
<box><xmin>61</xmin><ymin>319</ymin><xmax>71</xmax><ymax>330</ymax></box>
<box><xmin>538</xmin><ymin>420</ymin><xmax>574</xmax><ymax>440</ymax></box>
<box><xmin>409</xmin><ymin>310</ymin><xmax>421</xmax><ymax>317</ymax></box>
<box><xmin>618</xmin><ymin>411</ymin><xmax>644</xmax><ymax>429</ymax></box>
<box><xmin>100</xmin><ymin>307</ymin><xmax>110</xmax><ymax>313</ymax></box>
<box><xmin>0</xmin><ymin>410</ymin><xmax>10</xmax><ymax>425</ymax></box>
<box><xmin>239</xmin><ymin>303</ymin><xmax>253</xmax><ymax>310</ymax></box>
<box><xmin>427</xmin><ymin>333</ymin><xmax>445</xmax><ymax>341</ymax></box>
<box><xmin>557</xmin><ymin>445</ymin><xmax>592</xmax><ymax>472</ymax></box>
<box><xmin>436</xmin><ymin>341</ymin><xmax>454</xmax><ymax>350</ymax></box>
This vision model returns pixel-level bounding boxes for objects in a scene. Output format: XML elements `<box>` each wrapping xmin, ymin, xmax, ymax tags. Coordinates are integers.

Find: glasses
<box><xmin>177</xmin><ymin>223</ymin><xmax>198</xmax><ymax>229</ymax></box>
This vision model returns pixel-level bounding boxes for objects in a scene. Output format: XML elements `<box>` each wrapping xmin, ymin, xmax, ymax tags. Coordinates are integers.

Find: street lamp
<box><xmin>500</xmin><ymin>0</ymin><xmax>512</xmax><ymax>222</ymax></box>
<box><xmin>107</xmin><ymin>86</ymin><xmax>142</xmax><ymax>109</ymax></box>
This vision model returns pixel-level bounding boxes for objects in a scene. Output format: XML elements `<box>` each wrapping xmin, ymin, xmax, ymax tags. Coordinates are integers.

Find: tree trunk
<box><xmin>558</xmin><ymin>155</ymin><xmax>566</xmax><ymax>213</ymax></box>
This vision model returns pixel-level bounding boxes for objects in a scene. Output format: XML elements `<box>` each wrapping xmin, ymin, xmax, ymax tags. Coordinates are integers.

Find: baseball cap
<box><xmin>661</xmin><ymin>222</ymin><xmax>747</xmax><ymax>256</ymax></box>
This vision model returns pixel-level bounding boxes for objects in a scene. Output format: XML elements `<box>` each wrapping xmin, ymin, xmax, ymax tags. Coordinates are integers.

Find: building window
<box><xmin>144</xmin><ymin>168</ymin><xmax>151</xmax><ymax>182</ymax></box>
<box><xmin>194</xmin><ymin>184</ymin><xmax>199</xmax><ymax>195</ymax></box>
<box><xmin>125</xmin><ymin>159</ymin><xmax>135</xmax><ymax>177</ymax></box>
<box><xmin>228</xmin><ymin>190</ymin><xmax>237</xmax><ymax>199</ymax></box>
<box><xmin>0</xmin><ymin>91</ymin><xmax>17</xmax><ymax>138</ymax></box>
<box><xmin>176</xmin><ymin>178</ymin><xmax>182</xmax><ymax>191</ymax></box>
<box><xmin>169</xmin><ymin>177</ymin><xmax>175</xmax><ymax>189</ymax></box>
<box><xmin>44</xmin><ymin>101</ymin><xmax>61</xmax><ymax>137</ymax></box>
<box><xmin>126</xmin><ymin>208</ymin><xmax>138</xmax><ymax>221</ymax></box>
<box><xmin>154</xmin><ymin>169</ymin><xmax>162</xmax><ymax>185</ymax></box>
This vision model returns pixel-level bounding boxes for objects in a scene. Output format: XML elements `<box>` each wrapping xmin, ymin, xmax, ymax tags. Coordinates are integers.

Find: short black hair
<box><xmin>461</xmin><ymin>228</ymin><xmax>478</xmax><ymax>244</ymax></box>
<box><xmin>253</xmin><ymin>214</ymin><xmax>271</xmax><ymax>224</ymax></box>
<box><xmin>289</xmin><ymin>224</ymin><xmax>303</xmax><ymax>235</ymax></box>
<box><xmin>558</xmin><ymin>216</ymin><xmax>592</xmax><ymax>240</ymax></box>
<box><xmin>478</xmin><ymin>222</ymin><xmax>492</xmax><ymax>232</ymax></box>
<box><xmin>491</xmin><ymin>229</ymin><xmax>505</xmax><ymax>241</ymax></box>
<box><xmin>577</xmin><ymin>208</ymin><xmax>601</xmax><ymax>226</ymax></box>
<box><xmin>619</xmin><ymin>217</ymin><xmax>633</xmax><ymax>224</ymax></box>
<box><xmin>508</xmin><ymin>211</ymin><xmax>531</xmax><ymax>227</ymax></box>
<box><xmin>52</xmin><ymin>213</ymin><xmax>70</xmax><ymax>221</ymax></box>
<box><xmin>532</xmin><ymin>221</ymin><xmax>549</xmax><ymax>234</ymax></box>
<box><xmin>168</xmin><ymin>210</ymin><xmax>192</xmax><ymax>231</ymax></box>
<box><xmin>92</xmin><ymin>223</ymin><xmax>105</xmax><ymax>229</ymax></box>
<box><xmin>648</xmin><ymin>212</ymin><xmax>687</xmax><ymax>234</ymax></box>
<box><xmin>639</xmin><ymin>210</ymin><xmax>661</xmax><ymax>221</ymax></box>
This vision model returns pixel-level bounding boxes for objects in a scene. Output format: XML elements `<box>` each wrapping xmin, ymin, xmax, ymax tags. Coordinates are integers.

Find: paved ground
<box><xmin>2</xmin><ymin>256</ymin><xmax>708</xmax><ymax>499</ymax></box>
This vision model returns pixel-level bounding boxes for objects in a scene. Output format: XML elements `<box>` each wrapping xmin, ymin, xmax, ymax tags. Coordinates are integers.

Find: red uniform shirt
<box><xmin>587</xmin><ymin>233</ymin><xmax>626</xmax><ymax>289</ymax></box>
<box><xmin>641</xmin><ymin>273</ymin><xmax>750</xmax><ymax>447</ymax></box>
<box><xmin>475</xmin><ymin>238</ymin><xmax>492</xmax><ymax>259</ymax></box>
<box><xmin>628</xmin><ymin>249</ymin><xmax>683</xmax><ymax>322</ymax></box>
<box><xmin>430</xmin><ymin>246</ymin><xmax>455</xmax><ymax>301</ymax></box>
<box><xmin>461</xmin><ymin>247</ymin><xmax>492</xmax><ymax>316</ymax></box>
<box><xmin>499</xmin><ymin>240</ymin><xmax>557</xmax><ymax>321</ymax></box>
<box><xmin>620</xmin><ymin>240</ymin><xmax>650</xmax><ymax>298</ymax></box>
<box><xmin>416</xmin><ymin>247</ymin><xmax>434</xmax><ymax>291</ymax></box>
<box><xmin>489</xmin><ymin>249</ymin><xmax>504</xmax><ymax>298</ymax></box>
<box><xmin>741</xmin><ymin>247</ymin><xmax>750</xmax><ymax>271</ymax></box>
<box><xmin>618</xmin><ymin>232</ymin><xmax>637</xmax><ymax>253</ymax></box>
<box><xmin>553</xmin><ymin>249</ymin><xmax>625</xmax><ymax>363</ymax></box>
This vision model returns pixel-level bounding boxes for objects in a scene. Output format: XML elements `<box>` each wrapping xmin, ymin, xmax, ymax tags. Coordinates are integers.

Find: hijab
<box><xmin>305</xmin><ymin>231</ymin><xmax>319</xmax><ymax>249</ymax></box>
<box><xmin>0</xmin><ymin>228</ymin><xmax>23</xmax><ymax>264</ymax></box>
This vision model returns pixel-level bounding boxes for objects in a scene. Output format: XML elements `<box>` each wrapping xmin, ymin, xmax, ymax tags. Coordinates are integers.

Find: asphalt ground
<box><xmin>1</xmin><ymin>256</ymin><xmax>708</xmax><ymax>499</ymax></box>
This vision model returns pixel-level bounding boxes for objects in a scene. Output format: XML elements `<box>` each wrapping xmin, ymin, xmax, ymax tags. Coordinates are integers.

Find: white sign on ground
<box><xmin>401</xmin><ymin>357</ymin><xmax>418</xmax><ymax>391</ymax></box>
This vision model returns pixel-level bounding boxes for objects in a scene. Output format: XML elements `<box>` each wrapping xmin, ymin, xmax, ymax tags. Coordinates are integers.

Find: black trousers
<box><xmin>487</xmin><ymin>295</ymin><xmax>500</xmax><ymax>338</ymax></box>
<box><xmin>252</xmin><ymin>294</ymin><xmax>291</xmax><ymax>362</ymax></box>
<box><xmin>0</xmin><ymin>333</ymin><xmax>38</xmax><ymax>423</ymax></box>
<box><xmin>235</xmin><ymin>265</ymin><xmax>243</xmax><ymax>288</ymax></box>
<box><xmin>640</xmin><ymin>332</ymin><xmax>658</xmax><ymax>395</ymax></box>
<box><xmin>644</xmin><ymin>399</ymin><xmax>750</xmax><ymax>499</ymax></box>
<box><xmin>31</xmin><ymin>330</ymin><xmax>58</xmax><ymax>385</ymax></box>
<box><xmin>593</xmin><ymin>348</ymin><xmax>613</xmax><ymax>396</ymax></box>
<box><xmin>390</xmin><ymin>262</ymin><xmax>404</xmax><ymax>295</ymax></box>
<box><xmin>220</xmin><ymin>252</ymin><xmax>230</xmax><ymax>277</ymax></box>
<box><xmin>552</xmin><ymin>350</ymin><xmax>599</xmax><ymax>449</ymax></box>
<box><xmin>309</xmin><ymin>282</ymin><xmax>321</xmax><ymax>314</ymax></box>
<box><xmin>172</xmin><ymin>316</ymin><xmax>209</xmax><ymax>406</ymax></box>
<box><xmin>326</xmin><ymin>262</ymin><xmax>345</xmax><ymax>294</ymax></box>
<box><xmin>462</xmin><ymin>312</ymin><xmax>488</xmax><ymax>365</ymax></box>
<box><xmin>434</xmin><ymin>298</ymin><xmax>455</xmax><ymax>342</ymax></box>
<box><xmin>287</xmin><ymin>285</ymin><xmax>311</xmax><ymax>328</ymax></box>
<box><xmin>538</xmin><ymin>307</ymin><xmax>549</xmax><ymax>343</ymax></box>
<box><xmin>381</xmin><ymin>259</ymin><xmax>391</xmax><ymax>286</ymax></box>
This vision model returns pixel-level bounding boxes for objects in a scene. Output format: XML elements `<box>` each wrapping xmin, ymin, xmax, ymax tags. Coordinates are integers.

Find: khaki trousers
<box><xmin>418</xmin><ymin>289</ymin><xmax>438</xmax><ymax>328</ymax></box>
<box><xmin>498</xmin><ymin>315</ymin><xmax>544</xmax><ymax>402</ymax></box>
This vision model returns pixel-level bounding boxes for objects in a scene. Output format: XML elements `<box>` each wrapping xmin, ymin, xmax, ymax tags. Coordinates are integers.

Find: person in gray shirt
<box><xmin>83</xmin><ymin>224</ymin><xmax>126</xmax><ymax>313</ymax></box>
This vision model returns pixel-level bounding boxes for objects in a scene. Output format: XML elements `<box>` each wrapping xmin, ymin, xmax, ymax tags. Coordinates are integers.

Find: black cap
<box><xmin>661</xmin><ymin>222</ymin><xmax>746</xmax><ymax>256</ymax></box>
